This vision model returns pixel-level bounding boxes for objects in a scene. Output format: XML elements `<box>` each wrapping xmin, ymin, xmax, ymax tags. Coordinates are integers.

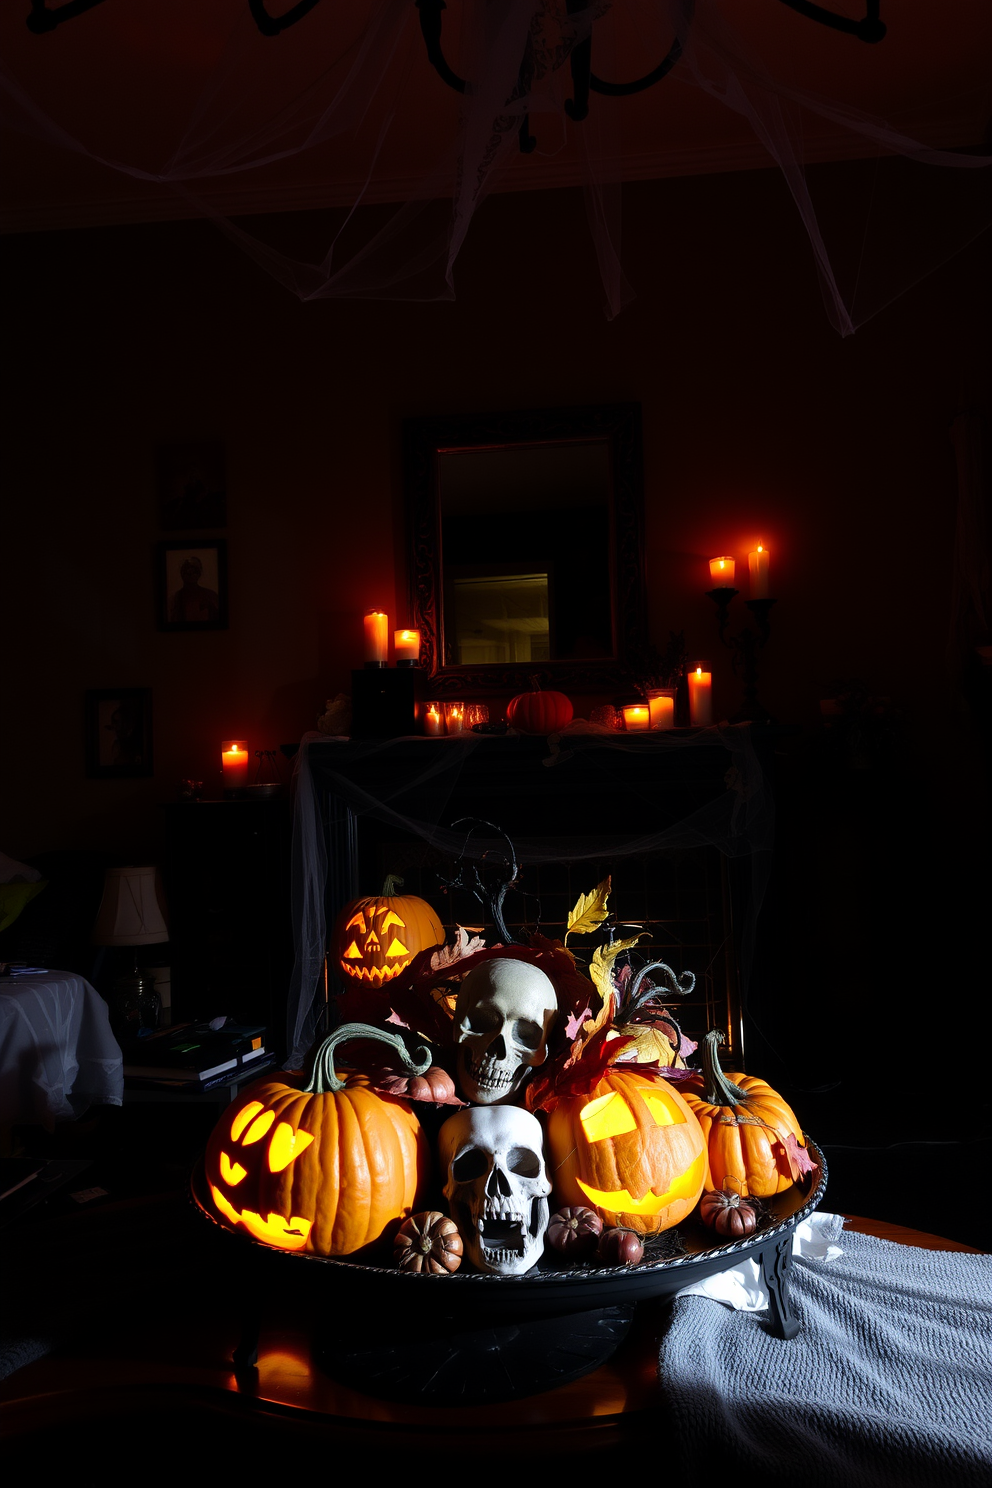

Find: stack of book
<box><xmin>122</xmin><ymin>1020</ymin><xmax>277</xmax><ymax>1090</ymax></box>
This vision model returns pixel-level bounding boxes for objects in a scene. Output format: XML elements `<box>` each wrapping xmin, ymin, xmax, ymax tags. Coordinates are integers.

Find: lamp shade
<box><xmin>92</xmin><ymin>865</ymin><xmax>169</xmax><ymax>946</ymax></box>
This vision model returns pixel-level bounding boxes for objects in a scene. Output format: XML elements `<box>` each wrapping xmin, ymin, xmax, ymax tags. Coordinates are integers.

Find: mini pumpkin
<box><xmin>330</xmin><ymin>875</ymin><xmax>445</xmax><ymax>986</ymax></box>
<box><xmin>597</xmin><ymin>1226</ymin><xmax>644</xmax><ymax>1267</ymax></box>
<box><xmin>546</xmin><ymin>1062</ymin><xmax>706</xmax><ymax>1236</ymax></box>
<box><xmin>680</xmin><ymin>1029</ymin><xmax>806</xmax><ymax>1198</ymax></box>
<box><xmin>699</xmin><ymin>1188</ymin><xmax>758</xmax><ymax>1239</ymax></box>
<box><xmin>547</xmin><ymin>1206</ymin><xmax>603</xmax><ymax>1258</ymax></box>
<box><xmin>506</xmin><ymin>683</ymin><xmax>573</xmax><ymax>735</ymax></box>
<box><xmin>204</xmin><ymin>1023</ymin><xmax>430</xmax><ymax>1257</ymax></box>
<box><xmin>394</xmin><ymin>1211</ymin><xmax>464</xmax><ymax>1274</ymax></box>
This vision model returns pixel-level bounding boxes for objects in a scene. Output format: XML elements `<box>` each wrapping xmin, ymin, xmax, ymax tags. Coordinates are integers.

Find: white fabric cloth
<box><xmin>675</xmin><ymin>1211</ymin><xmax>845</xmax><ymax>1311</ymax></box>
<box><xmin>0</xmin><ymin>970</ymin><xmax>123</xmax><ymax>1128</ymax></box>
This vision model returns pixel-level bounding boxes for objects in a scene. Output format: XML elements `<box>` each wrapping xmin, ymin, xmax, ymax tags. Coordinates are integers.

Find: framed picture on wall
<box><xmin>156</xmin><ymin>539</ymin><xmax>228</xmax><ymax>631</ymax></box>
<box><xmin>85</xmin><ymin>689</ymin><xmax>153</xmax><ymax>778</ymax></box>
<box><xmin>156</xmin><ymin>441</ymin><xmax>227</xmax><ymax>529</ymax></box>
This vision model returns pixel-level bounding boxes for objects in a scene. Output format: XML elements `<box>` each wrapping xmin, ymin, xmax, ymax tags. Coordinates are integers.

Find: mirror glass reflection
<box><xmin>439</xmin><ymin>441</ymin><xmax>614</xmax><ymax>667</ymax></box>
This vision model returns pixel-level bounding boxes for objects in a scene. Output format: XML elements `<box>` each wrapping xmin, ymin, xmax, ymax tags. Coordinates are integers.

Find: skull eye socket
<box><xmin>507</xmin><ymin>1145</ymin><xmax>542</xmax><ymax>1178</ymax></box>
<box><xmin>462</xmin><ymin>1004</ymin><xmax>502</xmax><ymax>1036</ymax></box>
<box><xmin>452</xmin><ymin>1146</ymin><xmax>489</xmax><ymax>1182</ymax></box>
<box><xmin>512</xmin><ymin>1018</ymin><xmax>543</xmax><ymax>1051</ymax></box>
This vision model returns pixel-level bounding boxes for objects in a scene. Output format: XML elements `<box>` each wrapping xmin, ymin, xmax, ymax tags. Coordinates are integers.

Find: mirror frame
<box><xmin>404</xmin><ymin>403</ymin><xmax>648</xmax><ymax>695</ymax></box>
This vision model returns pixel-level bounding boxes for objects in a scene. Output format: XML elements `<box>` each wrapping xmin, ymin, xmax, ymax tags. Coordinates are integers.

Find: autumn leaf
<box><xmin>588</xmin><ymin>933</ymin><xmax>647</xmax><ymax>1004</ymax></box>
<box><xmin>564</xmin><ymin>876</ymin><xmax>612</xmax><ymax>942</ymax></box>
<box><xmin>783</xmin><ymin>1133</ymin><xmax>817</xmax><ymax>1181</ymax></box>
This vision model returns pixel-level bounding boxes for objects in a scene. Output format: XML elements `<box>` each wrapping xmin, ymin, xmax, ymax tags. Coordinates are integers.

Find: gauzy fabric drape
<box><xmin>1</xmin><ymin>1</ymin><xmax>989</xmax><ymax>332</ymax></box>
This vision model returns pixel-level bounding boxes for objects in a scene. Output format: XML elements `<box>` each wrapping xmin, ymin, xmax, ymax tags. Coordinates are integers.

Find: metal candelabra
<box><xmin>706</xmin><ymin>587</ymin><xmax>778</xmax><ymax>724</ymax></box>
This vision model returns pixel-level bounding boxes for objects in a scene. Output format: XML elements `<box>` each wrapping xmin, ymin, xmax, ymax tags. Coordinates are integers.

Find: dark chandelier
<box><xmin>26</xmin><ymin>0</ymin><xmax>886</xmax><ymax>153</ymax></box>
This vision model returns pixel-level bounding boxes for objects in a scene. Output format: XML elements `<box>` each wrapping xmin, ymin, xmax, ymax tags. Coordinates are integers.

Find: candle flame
<box><xmin>696</xmin><ymin>667</ymin><xmax>702</xmax><ymax>676</ymax></box>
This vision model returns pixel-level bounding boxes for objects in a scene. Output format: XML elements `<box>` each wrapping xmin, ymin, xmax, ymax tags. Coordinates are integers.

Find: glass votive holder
<box><xmin>645</xmin><ymin>687</ymin><xmax>678</xmax><ymax>730</ymax></box>
<box><xmin>621</xmin><ymin>702</ymin><xmax>651</xmax><ymax>732</ymax></box>
<box><xmin>466</xmin><ymin>704</ymin><xmax>490</xmax><ymax>727</ymax></box>
<box><xmin>444</xmin><ymin>701</ymin><xmax>466</xmax><ymax>735</ymax></box>
<box><xmin>424</xmin><ymin>703</ymin><xmax>444</xmax><ymax>736</ymax></box>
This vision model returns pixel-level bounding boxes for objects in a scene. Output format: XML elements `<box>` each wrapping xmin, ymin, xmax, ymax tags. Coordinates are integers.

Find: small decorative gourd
<box><xmin>506</xmin><ymin>682</ymin><xmax>573</xmax><ymax>735</ymax></box>
<box><xmin>699</xmin><ymin>1188</ymin><xmax>758</xmax><ymax>1239</ymax></box>
<box><xmin>597</xmin><ymin>1226</ymin><xmax>644</xmax><ymax>1267</ymax></box>
<box><xmin>547</xmin><ymin>1206</ymin><xmax>603</xmax><ymax>1258</ymax></box>
<box><xmin>394</xmin><ymin>1211</ymin><xmax>464</xmax><ymax>1274</ymax></box>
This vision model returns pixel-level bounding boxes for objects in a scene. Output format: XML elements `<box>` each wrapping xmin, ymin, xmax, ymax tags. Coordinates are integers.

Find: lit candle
<box><xmin>394</xmin><ymin>627</ymin><xmax>421</xmax><ymax>665</ymax></box>
<box><xmin>363</xmin><ymin>609</ymin><xmax>389</xmax><ymax>665</ymax></box>
<box><xmin>221</xmin><ymin>740</ymin><xmax>249</xmax><ymax>788</ymax></box>
<box><xmin>646</xmin><ymin>688</ymin><xmax>676</xmax><ymax>730</ymax></box>
<box><xmin>747</xmin><ymin>545</ymin><xmax>770</xmax><ymax>599</ymax></box>
<box><xmin>709</xmin><ymin>556</ymin><xmax>736</xmax><ymax>587</ymax></box>
<box><xmin>444</xmin><ymin>701</ymin><xmax>465</xmax><ymax>735</ymax></box>
<box><xmin>622</xmin><ymin>703</ymin><xmax>650</xmax><ymax>732</ymax></box>
<box><xmin>688</xmin><ymin>666</ymin><xmax>713</xmax><ymax>726</ymax></box>
<box><xmin>424</xmin><ymin>703</ymin><xmax>443</xmax><ymax>736</ymax></box>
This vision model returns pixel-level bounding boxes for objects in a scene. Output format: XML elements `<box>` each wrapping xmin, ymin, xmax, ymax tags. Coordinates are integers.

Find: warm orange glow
<box><xmin>580</xmin><ymin>1092</ymin><xmax>637</xmax><ymax>1141</ymax></box>
<box><xmin>622</xmin><ymin>704</ymin><xmax>650</xmax><ymax>732</ymax></box>
<box><xmin>221</xmin><ymin>741</ymin><xmax>249</xmax><ymax>789</ymax></box>
<box><xmin>339</xmin><ymin>960</ymin><xmax>407</xmax><ymax>982</ymax></box>
<box><xmin>385</xmin><ymin>937</ymin><xmax>409</xmax><ymax>958</ymax></box>
<box><xmin>708</xmin><ymin>556</ymin><xmax>735</xmax><ymax>585</ymax></box>
<box><xmin>424</xmin><ymin>703</ymin><xmax>443</xmax><ymax>736</ymax></box>
<box><xmin>231</xmin><ymin>1101</ymin><xmax>265</xmax><ymax>1142</ymax></box>
<box><xmin>379</xmin><ymin>910</ymin><xmax>406</xmax><ymax>931</ymax></box>
<box><xmin>747</xmin><ymin>544</ymin><xmax>770</xmax><ymax>598</ymax></box>
<box><xmin>342</xmin><ymin>940</ymin><xmax>362</xmax><ymax>959</ymax></box>
<box><xmin>364</xmin><ymin>609</ymin><xmax>389</xmax><ymax>663</ymax></box>
<box><xmin>345</xmin><ymin>911</ymin><xmax>367</xmax><ymax>932</ymax></box>
<box><xmin>242</xmin><ymin>1109</ymin><xmax>276</xmax><ymax>1145</ymax></box>
<box><xmin>219</xmin><ymin>1152</ymin><xmax>247</xmax><ymax>1185</ymax></box>
<box><xmin>576</xmin><ymin>1153</ymin><xmax>706</xmax><ymax>1216</ymax></box>
<box><xmin>267</xmin><ymin>1121</ymin><xmax>315</xmax><ymax>1173</ymax></box>
<box><xmin>209</xmin><ymin>1184</ymin><xmax>313</xmax><ymax>1251</ymax></box>
<box><xmin>688</xmin><ymin>665</ymin><xmax>713</xmax><ymax>726</ymax></box>
<box><xmin>444</xmin><ymin>702</ymin><xmax>465</xmax><ymax>734</ymax></box>
<box><xmin>642</xmin><ymin>1093</ymin><xmax>679</xmax><ymax>1127</ymax></box>
<box><xmin>394</xmin><ymin>628</ymin><xmax>420</xmax><ymax>662</ymax></box>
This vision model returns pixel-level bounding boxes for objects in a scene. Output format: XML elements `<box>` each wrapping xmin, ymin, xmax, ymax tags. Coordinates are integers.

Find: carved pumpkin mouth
<box><xmin>576</xmin><ymin>1153</ymin><xmax>706</xmax><ymax>1216</ymax></box>
<box><xmin>338</xmin><ymin>959</ymin><xmax>408</xmax><ymax>983</ymax></box>
<box><xmin>208</xmin><ymin>1182</ymin><xmax>314</xmax><ymax>1250</ymax></box>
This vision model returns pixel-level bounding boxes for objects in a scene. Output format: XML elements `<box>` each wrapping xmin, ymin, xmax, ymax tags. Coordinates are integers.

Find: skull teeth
<box><xmin>479</xmin><ymin>1210</ymin><xmax>524</xmax><ymax>1230</ymax></box>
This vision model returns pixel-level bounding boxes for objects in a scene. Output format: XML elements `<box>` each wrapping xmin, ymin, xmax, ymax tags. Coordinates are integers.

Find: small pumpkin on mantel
<box><xmin>506</xmin><ymin>679</ymin><xmax>573</xmax><ymax>735</ymax></box>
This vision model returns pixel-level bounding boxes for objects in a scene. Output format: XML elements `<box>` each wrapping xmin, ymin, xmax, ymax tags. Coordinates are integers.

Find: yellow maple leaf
<box><xmin>587</xmin><ymin>934</ymin><xmax>647</xmax><ymax>1005</ymax></box>
<box><xmin>564</xmin><ymin>876</ymin><xmax>612</xmax><ymax>942</ymax></box>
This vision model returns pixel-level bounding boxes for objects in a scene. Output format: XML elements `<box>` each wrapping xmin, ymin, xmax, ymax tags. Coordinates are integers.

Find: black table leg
<box><xmin>759</xmin><ymin>1233</ymin><xmax>800</xmax><ymax>1339</ymax></box>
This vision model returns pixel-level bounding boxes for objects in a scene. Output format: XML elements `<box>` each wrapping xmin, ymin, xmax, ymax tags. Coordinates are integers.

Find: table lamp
<box><xmin>92</xmin><ymin>865</ymin><xmax>170</xmax><ymax>1035</ymax></box>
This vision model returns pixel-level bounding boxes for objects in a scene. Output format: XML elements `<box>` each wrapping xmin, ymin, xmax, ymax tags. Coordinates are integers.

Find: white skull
<box><xmin>454</xmin><ymin>958</ymin><xmax>557</xmax><ymax>1105</ymax></box>
<box><xmin>439</xmin><ymin>1105</ymin><xmax>552</xmax><ymax>1276</ymax></box>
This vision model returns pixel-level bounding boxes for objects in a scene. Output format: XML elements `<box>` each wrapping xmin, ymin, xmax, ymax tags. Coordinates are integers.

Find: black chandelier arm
<box><xmin>26</xmin><ymin>0</ymin><xmax>107</xmax><ymax>34</ymax></box>
<box><xmin>588</xmin><ymin>35</ymin><xmax>685</xmax><ymax>98</ymax></box>
<box><xmin>249</xmin><ymin>0</ymin><xmax>323</xmax><ymax>37</ymax></box>
<box><xmin>777</xmin><ymin>0</ymin><xmax>886</xmax><ymax>43</ymax></box>
<box><xmin>415</xmin><ymin>0</ymin><xmax>467</xmax><ymax>94</ymax></box>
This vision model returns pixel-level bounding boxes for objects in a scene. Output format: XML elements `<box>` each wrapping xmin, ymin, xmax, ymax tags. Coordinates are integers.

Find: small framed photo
<box><xmin>157</xmin><ymin>539</ymin><xmax>228</xmax><ymax>631</ymax></box>
<box><xmin>85</xmin><ymin>689</ymin><xmax>153</xmax><ymax>778</ymax></box>
<box><xmin>156</xmin><ymin>441</ymin><xmax>227</xmax><ymax>529</ymax></box>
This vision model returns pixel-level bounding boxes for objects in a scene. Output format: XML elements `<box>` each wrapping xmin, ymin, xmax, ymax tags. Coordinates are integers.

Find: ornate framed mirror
<box><xmin>404</xmin><ymin>403</ymin><xmax>648</xmax><ymax>695</ymax></box>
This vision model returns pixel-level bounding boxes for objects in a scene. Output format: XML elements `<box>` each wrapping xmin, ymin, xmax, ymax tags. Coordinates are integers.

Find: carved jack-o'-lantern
<box><xmin>546</xmin><ymin>1064</ymin><xmax>706</xmax><ymax>1235</ymax></box>
<box><xmin>204</xmin><ymin>1023</ymin><xmax>430</xmax><ymax>1256</ymax></box>
<box><xmin>330</xmin><ymin>875</ymin><xmax>445</xmax><ymax>985</ymax></box>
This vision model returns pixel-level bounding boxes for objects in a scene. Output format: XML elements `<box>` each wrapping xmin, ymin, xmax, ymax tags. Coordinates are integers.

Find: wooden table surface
<box><xmin>0</xmin><ymin>1212</ymin><xmax>983</xmax><ymax>1457</ymax></box>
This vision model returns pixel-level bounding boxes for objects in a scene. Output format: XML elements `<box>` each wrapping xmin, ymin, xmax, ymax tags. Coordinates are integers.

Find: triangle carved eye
<box><xmin>385</xmin><ymin>937</ymin><xmax>410</xmax><ymax>959</ymax></box>
<box><xmin>342</xmin><ymin>940</ymin><xmax>363</xmax><ymax>959</ymax></box>
<box><xmin>379</xmin><ymin>910</ymin><xmax>407</xmax><ymax>932</ymax></box>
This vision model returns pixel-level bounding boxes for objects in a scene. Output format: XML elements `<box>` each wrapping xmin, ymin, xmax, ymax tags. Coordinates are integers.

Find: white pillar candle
<box><xmin>424</xmin><ymin>703</ymin><xmax>443</xmax><ymax>736</ymax></box>
<box><xmin>363</xmin><ymin>609</ymin><xmax>389</xmax><ymax>663</ymax></box>
<box><xmin>688</xmin><ymin>667</ymin><xmax>713</xmax><ymax>726</ymax></box>
<box><xmin>747</xmin><ymin>545</ymin><xmax>770</xmax><ymax>599</ymax></box>
<box><xmin>647</xmin><ymin>690</ymin><xmax>676</xmax><ymax>730</ymax></box>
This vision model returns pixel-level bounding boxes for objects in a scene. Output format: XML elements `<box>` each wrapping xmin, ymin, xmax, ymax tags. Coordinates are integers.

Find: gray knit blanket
<box><xmin>658</xmin><ymin>1229</ymin><xmax>992</xmax><ymax>1488</ymax></box>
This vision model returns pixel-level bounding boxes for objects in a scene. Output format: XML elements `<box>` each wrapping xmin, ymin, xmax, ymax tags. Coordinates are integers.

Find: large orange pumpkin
<box><xmin>546</xmin><ymin>1064</ymin><xmax>706</xmax><ymax>1235</ymax></box>
<box><xmin>680</xmin><ymin>1029</ymin><xmax>806</xmax><ymax>1198</ymax></box>
<box><xmin>204</xmin><ymin>1023</ymin><xmax>430</xmax><ymax>1256</ymax></box>
<box><xmin>330</xmin><ymin>875</ymin><xmax>445</xmax><ymax>986</ymax></box>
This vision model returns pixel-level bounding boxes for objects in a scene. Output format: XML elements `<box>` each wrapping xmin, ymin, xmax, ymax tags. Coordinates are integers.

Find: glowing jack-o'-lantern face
<box><xmin>546</xmin><ymin>1067</ymin><xmax>707</xmax><ymax>1235</ymax></box>
<box><xmin>202</xmin><ymin>1025</ymin><xmax>430</xmax><ymax>1257</ymax></box>
<box><xmin>330</xmin><ymin>886</ymin><xmax>445</xmax><ymax>986</ymax></box>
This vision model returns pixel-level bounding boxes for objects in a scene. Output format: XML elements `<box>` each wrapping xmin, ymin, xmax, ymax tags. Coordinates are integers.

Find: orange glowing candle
<box><xmin>646</xmin><ymin>688</ymin><xmax>676</xmax><ymax>730</ymax></box>
<box><xmin>709</xmin><ymin>556</ymin><xmax>736</xmax><ymax>587</ymax></box>
<box><xmin>688</xmin><ymin>666</ymin><xmax>713</xmax><ymax>726</ymax></box>
<box><xmin>444</xmin><ymin>701</ymin><xmax>465</xmax><ymax>735</ymax></box>
<box><xmin>221</xmin><ymin>740</ymin><xmax>249</xmax><ymax>788</ymax></box>
<box><xmin>394</xmin><ymin>627</ymin><xmax>421</xmax><ymax>664</ymax></box>
<box><xmin>424</xmin><ymin>703</ymin><xmax>443</xmax><ymax>736</ymax></box>
<box><xmin>363</xmin><ymin>609</ymin><xmax>389</xmax><ymax>664</ymax></box>
<box><xmin>747</xmin><ymin>545</ymin><xmax>770</xmax><ymax>599</ymax></box>
<box><xmin>622</xmin><ymin>703</ymin><xmax>650</xmax><ymax>732</ymax></box>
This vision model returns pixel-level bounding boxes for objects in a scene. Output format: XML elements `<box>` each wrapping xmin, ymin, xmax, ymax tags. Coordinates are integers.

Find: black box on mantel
<box><xmin>350</xmin><ymin>667</ymin><xmax>427</xmax><ymax>739</ymax></box>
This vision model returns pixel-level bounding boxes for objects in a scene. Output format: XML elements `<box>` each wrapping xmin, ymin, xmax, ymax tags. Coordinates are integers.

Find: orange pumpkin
<box><xmin>204</xmin><ymin>1023</ymin><xmax>430</xmax><ymax>1256</ymax></box>
<box><xmin>546</xmin><ymin>1063</ymin><xmax>706</xmax><ymax>1235</ymax></box>
<box><xmin>506</xmin><ymin>685</ymin><xmax>573</xmax><ymax>735</ymax></box>
<box><xmin>680</xmin><ymin>1029</ymin><xmax>806</xmax><ymax>1198</ymax></box>
<box><xmin>330</xmin><ymin>875</ymin><xmax>444</xmax><ymax>986</ymax></box>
